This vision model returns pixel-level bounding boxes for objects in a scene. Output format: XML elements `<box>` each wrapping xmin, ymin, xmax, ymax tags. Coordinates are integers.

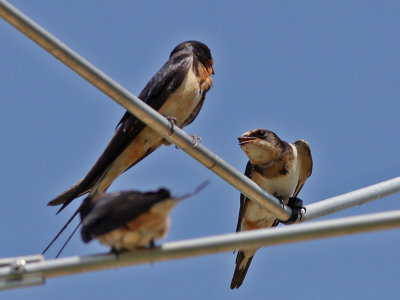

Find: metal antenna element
<box><xmin>1</xmin><ymin>209</ymin><xmax>400</xmax><ymax>290</ymax></box>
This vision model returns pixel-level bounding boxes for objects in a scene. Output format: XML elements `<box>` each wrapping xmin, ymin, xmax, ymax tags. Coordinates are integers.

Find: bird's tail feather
<box><xmin>230</xmin><ymin>250</ymin><xmax>255</xmax><ymax>289</ymax></box>
<box><xmin>55</xmin><ymin>220</ymin><xmax>82</xmax><ymax>258</ymax></box>
<box><xmin>47</xmin><ymin>179</ymin><xmax>88</xmax><ymax>214</ymax></box>
<box><xmin>42</xmin><ymin>206</ymin><xmax>81</xmax><ymax>255</ymax></box>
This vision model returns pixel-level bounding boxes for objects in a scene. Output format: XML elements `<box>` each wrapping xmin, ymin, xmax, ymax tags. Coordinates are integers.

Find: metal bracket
<box><xmin>280</xmin><ymin>197</ymin><xmax>304</xmax><ymax>225</ymax></box>
<box><xmin>0</xmin><ymin>254</ymin><xmax>44</xmax><ymax>290</ymax></box>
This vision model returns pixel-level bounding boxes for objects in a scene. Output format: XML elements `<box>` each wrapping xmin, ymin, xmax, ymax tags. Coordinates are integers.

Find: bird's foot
<box><xmin>273</xmin><ymin>192</ymin><xmax>285</xmax><ymax>208</ymax></box>
<box><xmin>190</xmin><ymin>135</ymin><xmax>202</xmax><ymax>147</ymax></box>
<box><xmin>161</xmin><ymin>116</ymin><xmax>177</xmax><ymax>146</ymax></box>
<box><xmin>165</xmin><ymin>116</ymin><xmax>177</xmax><ymax>136</ymax></box>
<box><xmin>147</xmin><ymin>240</ymin><xmax>161</xmax><ymax>250</ymax></box>
<box><xmin>110</xmin><ymin>246</ymin><xmax>122</xmax><ymax>258</ymax></box>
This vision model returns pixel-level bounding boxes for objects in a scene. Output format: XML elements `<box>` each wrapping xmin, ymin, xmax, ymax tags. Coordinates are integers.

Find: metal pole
<box><xmin>1</xmin><ymin>209</ymin><xmax>400</xmax><ymax>289</ymax></box>
<box><xmin>0</xmin><ymin>0</ymin><xmax>292</xmax><ymax>221</ymax></box>
<box><xmin>302</xmin><ymin>177</ymin><xmax>400</xmax><ymax>222</ymax></box>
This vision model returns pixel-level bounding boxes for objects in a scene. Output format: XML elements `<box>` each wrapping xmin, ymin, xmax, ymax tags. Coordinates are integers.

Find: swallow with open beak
<box><xmin>230</xmin><ymin>128</ymin><xmax>312</xmax><ymax>289</ymax></box>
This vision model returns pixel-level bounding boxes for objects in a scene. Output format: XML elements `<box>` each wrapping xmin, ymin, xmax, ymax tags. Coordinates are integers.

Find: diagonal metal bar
<box><xmin>0</xmin><ymin>0</ymin><xmax>292</xmax><ymax>221</ymax></box>
<box><xmin>1</xmin><ymin>209</ymin><xmax>400</xmax><ymax>290</ymax></box>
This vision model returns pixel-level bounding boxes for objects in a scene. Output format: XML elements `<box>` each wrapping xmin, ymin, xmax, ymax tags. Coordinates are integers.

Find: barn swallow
<box><xmin>43</xmin><ymin>41</ymin><xmax>213</xmax><ymax>255</ymax></box>
<box><xmin>230</xmin><ymin>129</ymin><xmax>312</xmax><ymax>289</ymax></box>
<box><xmin>80</xmin><ymin>189</ymin><xmax>177</xmax><ymax>252</ymax></box>
<box><xmin>80</xmin><ymin>182</ymin><xmax>209</xmax><ymax>252</ymax></box>
<box><xmin>48</xmin><ymin>41</ymin><xmax>213</xmax><ymax>213</ymax></box>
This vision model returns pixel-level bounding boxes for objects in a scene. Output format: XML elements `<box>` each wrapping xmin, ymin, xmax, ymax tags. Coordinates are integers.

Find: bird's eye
<box><xmin>257</xmin><ymin>130</ymin><xmax>266</xmax><ymax>136</ymax></box>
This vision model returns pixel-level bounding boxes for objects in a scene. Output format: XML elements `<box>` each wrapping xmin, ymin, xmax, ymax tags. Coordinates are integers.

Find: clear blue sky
<box><xmin>1</xmin><ymin>1</ymin><xmax>400</xmax><ymax>299</ymax></box>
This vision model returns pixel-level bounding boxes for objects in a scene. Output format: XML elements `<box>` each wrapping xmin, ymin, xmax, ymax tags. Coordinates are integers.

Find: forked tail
<box><xmin>230</xmin><ymin>250</ymin><xmax>254</xmax><ymax>289</ymax></box>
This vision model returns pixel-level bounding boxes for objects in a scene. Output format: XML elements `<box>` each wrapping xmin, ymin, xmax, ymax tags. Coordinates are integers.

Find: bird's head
<box><xmin>238</xmin><ymin>129</ymin><xmax>282</xmax><ymax>166</ymax></box>
<box><xmin>171</xmin><ymin>41</ymin><xmax>214</xmax><ymax>75</ymax></box>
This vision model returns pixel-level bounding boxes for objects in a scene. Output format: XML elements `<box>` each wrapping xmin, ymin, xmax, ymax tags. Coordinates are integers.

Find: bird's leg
<box><xmin>110</xmin><ymin>246</ymin><xmax>121</xmax><ymax>258</ymax></box>
<box><xmin>166</xmin><ymin>116</ymin><xmax>177</xmax><ymax>135</ymax></box>
<box><xmin>147</xmin><ymin>240</ymin><xmax>161</xmax><ymax>251</ymax></box>
<box><xmin>273</xmin><ymin>192</ymin><xmax>285</xmax><ymax>209</ymax></box>
<box><xmin>161</xmin><ymin>116</ymin><xmax>177</xmax><ymax>146</ymax></box>
<box><xmin>190</xmin><ymin>135</ymin><xmax>202</xmax><ymax>147</ymax></box>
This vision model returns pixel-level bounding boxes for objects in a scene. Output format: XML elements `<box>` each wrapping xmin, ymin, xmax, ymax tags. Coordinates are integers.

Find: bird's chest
<box><xmin>97</xmin><ymin>212</ymin><xmax>170</xmax><ymax>251</ymax></box>
<box><xmin>96</xmin><ymin>200</ymin><xmax>175</xmax><ymax>251</ymax></box>
<box><xmin>242</xmin><ymin>169</ymin><xmax>299</xmax><ymax>228</ymax></box>
<box><xmin>158</xmin><ymin>68</ymin><xmax>205</xmax><ymax>126</ymax></box>
<box><xmin>252</xmin><ymin>166</ymin><xmax>299</xmax><ymax>203</ymax></box>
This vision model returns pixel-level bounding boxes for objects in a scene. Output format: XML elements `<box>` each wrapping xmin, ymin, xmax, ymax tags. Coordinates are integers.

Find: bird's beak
<box><xmin>208</xmin><ymin>59</ymin><xmax>214</xmax><ymax>75</ymax></box>
<box><xmin>238</xmin><ymin>136</ymin><xmax>256</xmax><ymax>146</ymax></box>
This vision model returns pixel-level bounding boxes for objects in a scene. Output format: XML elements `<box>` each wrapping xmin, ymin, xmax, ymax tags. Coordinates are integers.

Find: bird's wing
<box><xmin>48</xmin><ymin>54</ymin><xmax>192</xmax><ymax>208</ymax></box>
<box><xmin>83</xmin><ymin>53</ymin><xmax>193</xmax><ymax>187</ymax></box>
<box><xmin>80</xmin><ymin>189</ymin><xmax>171</xmax><ymax>242</ymax></box>
<box><xmin>293</xmin><ymin>139</ymin><xmax>313</xmax><ymax>197</ymax></box>
<box><xmin>235</xmin><ymin>161</ymin><xmax>254</xmax><ymax>232</ymax></box>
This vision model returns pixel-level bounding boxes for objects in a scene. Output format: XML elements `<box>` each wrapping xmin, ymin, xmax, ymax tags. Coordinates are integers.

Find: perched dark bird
<box><xmin>43</xmin><ymin>41</ymin><xmax>214</xmax><ymax>255</ymax></box>
<box><xmin>230</xmin><ymin>129</ymin><xmax>312</xmax><ymax>289</ymax></box>
<box><xmin>48</xmin><ymin>40</ymin><xmax>214</xmax><ymax>213</ymax></box>
<box><xmin>80</xmin><ymin>189</ymin><xmax>178</xmax><ymax>251</ymax></box>
<box><xmin>81</xmin><ymin>182</ymin><xmax>208</xmax><ymax>252</ymax></box>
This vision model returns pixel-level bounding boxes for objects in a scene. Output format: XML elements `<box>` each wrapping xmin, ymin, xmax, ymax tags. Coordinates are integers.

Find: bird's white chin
<box><xmin>241</xmin><ymin>143</ymin><xmax>275</xmax><ymax>166</ymax></box>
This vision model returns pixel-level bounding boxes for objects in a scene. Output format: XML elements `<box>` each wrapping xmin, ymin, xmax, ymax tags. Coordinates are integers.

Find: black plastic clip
<box><xmin>280</xmin><ymin>197</ymin><xmax>305</xmax><ymax>225</ymax></box>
